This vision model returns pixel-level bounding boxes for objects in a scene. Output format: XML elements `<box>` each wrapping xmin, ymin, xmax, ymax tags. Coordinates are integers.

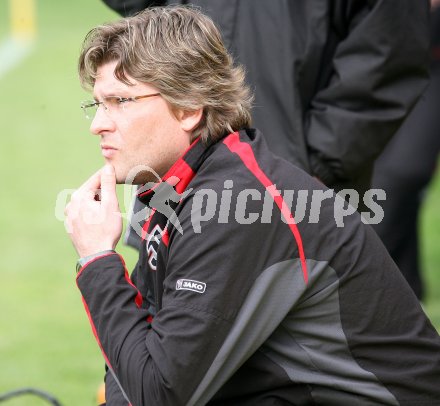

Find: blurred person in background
<box><xmin>372</xmin><ymin>0</ymin><xmax>440</xmax><ymax>300</ymax></box>
<box><xmin>65</xmin><ymin>6</ymin><xmax>440</xmax><ymax>405</ymax></box>
<box><xmin>102</xmin><ymin>0</ymin><xmax>431</xmax><ymax>249</ymax></box>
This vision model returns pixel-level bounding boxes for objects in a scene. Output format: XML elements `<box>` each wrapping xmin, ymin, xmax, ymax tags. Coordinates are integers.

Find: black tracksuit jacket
<box><xmin>77</xmin><ymin>129</ymin><xmax>440</xmax><ymax>405</ymax></box>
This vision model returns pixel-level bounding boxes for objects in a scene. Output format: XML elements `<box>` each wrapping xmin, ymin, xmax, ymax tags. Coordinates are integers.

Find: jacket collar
<box><xmin>136</xmin><ymin>136</ymin><xmax>211</xmax><ymax>206</ymax></box>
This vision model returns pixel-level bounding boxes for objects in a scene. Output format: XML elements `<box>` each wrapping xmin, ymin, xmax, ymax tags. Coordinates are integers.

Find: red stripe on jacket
<box><xmin>223</xmin><ymin>132</ymin><xmax>308</xmax><ymax>284</ymax></box>
<box><xmin>76</xmin><ymin>253</ymin><xmax>143</xmax><ymax>370</ymax></box>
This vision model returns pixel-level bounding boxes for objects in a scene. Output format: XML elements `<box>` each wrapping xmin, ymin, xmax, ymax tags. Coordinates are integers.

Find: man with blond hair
<box><xmin>66</xmin><ymin>6</ymin><xmax>440</xmax><ymax>405</ymax></box>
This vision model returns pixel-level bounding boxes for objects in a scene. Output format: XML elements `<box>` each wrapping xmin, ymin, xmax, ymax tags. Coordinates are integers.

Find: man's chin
<box><xmin>119</xmin><ymin>170</ymin><xmax>161</xmax><ymax>186</ymax></box>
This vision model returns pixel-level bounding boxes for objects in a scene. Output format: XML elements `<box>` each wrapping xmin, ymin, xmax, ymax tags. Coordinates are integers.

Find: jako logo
<box><xmin>176</xmin><ymin>279</ymin><xmax>206</xmax><ymax>294</ymax></box>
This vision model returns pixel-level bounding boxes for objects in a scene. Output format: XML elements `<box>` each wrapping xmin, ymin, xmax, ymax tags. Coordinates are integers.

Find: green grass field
<box><xmin>0</xmin><ymin>1</ymin><xmax>439</xmax><ymax>405</ymax></box>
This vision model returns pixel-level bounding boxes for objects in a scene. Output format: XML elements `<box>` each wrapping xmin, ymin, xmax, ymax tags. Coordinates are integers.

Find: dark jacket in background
<box><xmin>103</xmin><ymin>0</ymin><xmax>430</xmax><ymax>197</ymax></box>
<box><xmin>371</xmin><ymin>6</ymin><xmax>440</xmax><ymax>300</ymax></box>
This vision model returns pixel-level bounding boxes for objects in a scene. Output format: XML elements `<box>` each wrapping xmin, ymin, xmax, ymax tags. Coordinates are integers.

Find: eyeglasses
<box><xmin>80</xmin><ymin>93</ymin><xmax>161</xmax><ymax>120</ymax></box>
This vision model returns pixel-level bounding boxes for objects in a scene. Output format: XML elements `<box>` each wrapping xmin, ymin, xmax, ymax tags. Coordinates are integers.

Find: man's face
<box><xmin>90</xmin><ymin>61</ymin><xmax>192</xmax><ymax>184</ymax></box>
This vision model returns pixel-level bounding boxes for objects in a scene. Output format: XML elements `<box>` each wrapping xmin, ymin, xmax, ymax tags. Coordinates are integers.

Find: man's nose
<box><xmin>90</xmin><ymin>106</ymin><xmax>115</xmax><ymax>135</ymax></box>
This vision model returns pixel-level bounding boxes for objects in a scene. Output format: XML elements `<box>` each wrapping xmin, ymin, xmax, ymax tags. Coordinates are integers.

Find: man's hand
<box><xmin>65</xmin><ymin>165</ymin><xmax>122</xmax><ymax>258</ymax></box>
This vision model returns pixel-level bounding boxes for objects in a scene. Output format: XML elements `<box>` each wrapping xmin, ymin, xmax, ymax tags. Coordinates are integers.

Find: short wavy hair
<box><xmin>78</xmin><ymin>5</ymin><xmax>253</xmax><ymax>143</ymax></box>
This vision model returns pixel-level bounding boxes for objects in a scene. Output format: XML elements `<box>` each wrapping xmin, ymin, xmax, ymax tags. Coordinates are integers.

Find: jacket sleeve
<box><xmin>104</xmin><ymin>366</ymin><xmax>130</xmax><ymax>405</ymax></box>
<box><xmin>306</xmin><ymin>0</ymin><xmax>430</xmax><ymax>185</ymax></box>
<box><xmin>76</xmin><ymin>193</ymin><xmax>308</xmax><ymax>405</ymax></box>
<box><xmin>75</xmin><ymin>246</ymin><xmax>238</xmax><ymax>406</ymax></box>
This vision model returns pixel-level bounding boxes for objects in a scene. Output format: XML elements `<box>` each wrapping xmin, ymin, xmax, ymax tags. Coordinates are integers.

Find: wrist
<box><xmin>76</xmin><ymin>249</ymin><xmax>116</xmax><ymax>273</ymax></box>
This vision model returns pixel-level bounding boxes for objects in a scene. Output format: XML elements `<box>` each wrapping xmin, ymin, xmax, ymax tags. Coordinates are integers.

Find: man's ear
<box><xmin>178</xmin><ymin>108</ymin><xmax>203</xmax><ymax>132</ymax></box>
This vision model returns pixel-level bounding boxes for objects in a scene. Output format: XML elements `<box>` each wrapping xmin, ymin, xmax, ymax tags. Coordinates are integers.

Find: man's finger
<box><xmin>100</xmin><ymin>164</ymin><xmax>117</xmax><ymax>206</ymax></box>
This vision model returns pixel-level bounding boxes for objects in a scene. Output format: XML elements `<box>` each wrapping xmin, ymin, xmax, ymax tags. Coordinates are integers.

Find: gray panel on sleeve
<box><xmin>188</xmin><ymin>259</ymin><xmax>398</xmax><ymax>406</ymax></box>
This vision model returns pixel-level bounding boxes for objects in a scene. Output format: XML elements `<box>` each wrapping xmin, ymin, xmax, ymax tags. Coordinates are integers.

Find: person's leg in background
<box><xmin>372</xmin><ymin>8</ymin><xmax>440</xmax><ymax>299</ymax></box>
